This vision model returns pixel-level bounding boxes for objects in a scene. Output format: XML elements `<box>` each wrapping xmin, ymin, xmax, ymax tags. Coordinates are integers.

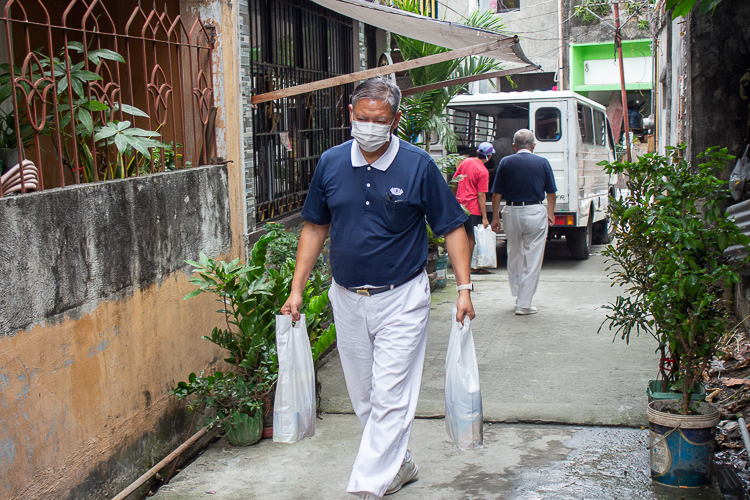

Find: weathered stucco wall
<box><xmin>0</xmin><ymin>165</ymin><xmax>235</xmax><ymax>498</ymax></box>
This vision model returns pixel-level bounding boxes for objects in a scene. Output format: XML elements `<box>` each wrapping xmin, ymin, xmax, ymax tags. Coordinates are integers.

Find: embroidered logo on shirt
<box><xmin>390</xmin><ymin>187</ymin><xmax>404</xmax><ymax>196</ymax></box>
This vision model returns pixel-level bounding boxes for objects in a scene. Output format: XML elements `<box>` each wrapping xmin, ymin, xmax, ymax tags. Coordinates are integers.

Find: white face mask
<box><xmin>351</xmin><ymin>118</ymin><xmax>394</xmax><ymax>152</ymax></box>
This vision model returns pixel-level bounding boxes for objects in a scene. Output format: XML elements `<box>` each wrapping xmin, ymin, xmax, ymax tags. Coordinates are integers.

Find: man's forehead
<box><xmin>352</xmin><ymin>98</ymin><xmax>393</xmax><ymax>115</ymax></box>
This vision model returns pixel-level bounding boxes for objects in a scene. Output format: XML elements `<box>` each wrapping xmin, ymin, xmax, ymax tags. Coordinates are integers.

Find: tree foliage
<box><xmin>599</xmin><ymin>145</ymin><xmax>749</xmax><ymax>414</ymax></box>
<box><xmin>666</xmin><ymin>0</ymin><xmax>723</xmax><ymax>18</ymax></box>
<box><xmin>392</xmin><ymin>1</ymin><xmax>507</xmax><ymax>150</ymax></box>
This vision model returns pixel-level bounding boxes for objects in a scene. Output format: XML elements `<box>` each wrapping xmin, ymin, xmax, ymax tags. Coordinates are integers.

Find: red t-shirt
<box><xmin>453</xmin><ymin>157</ymin><xmax>489</xmax><ymax>216</ymax></box>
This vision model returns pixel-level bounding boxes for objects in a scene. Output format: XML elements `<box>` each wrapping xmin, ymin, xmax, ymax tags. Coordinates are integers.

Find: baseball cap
<box><xmin>477</xmin><ymin>142</ymin><xmax>495</xmax><ymax>155</ymax></box>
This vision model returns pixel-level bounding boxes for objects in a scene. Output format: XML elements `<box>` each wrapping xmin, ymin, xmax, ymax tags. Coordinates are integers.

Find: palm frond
<box><xmin>391</xmin><ymin>0</ymin><xmax>510</xmax><ymax>150</ymax></box>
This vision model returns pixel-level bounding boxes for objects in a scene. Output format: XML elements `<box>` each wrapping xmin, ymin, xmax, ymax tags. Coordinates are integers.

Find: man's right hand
<box><xmin>491</xmin><ymin>219</ymin><xmax>501</xmax><ymax>233</ymax></box>
<box><xmin>281</xmin><ymin>291</ymin><xmax>303</xmax><ymax>321</ymax></box>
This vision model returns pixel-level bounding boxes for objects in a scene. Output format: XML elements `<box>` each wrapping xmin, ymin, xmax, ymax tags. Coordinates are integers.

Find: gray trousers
<box><xmin>502</xmin><ymin>204</ymin><xmax>548</xmax><ymax>308</ymax></box>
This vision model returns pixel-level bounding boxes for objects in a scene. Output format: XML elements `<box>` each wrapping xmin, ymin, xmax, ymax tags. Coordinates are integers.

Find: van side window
<box><xmin>577</xmin><ymin>103</ymin><xmax>594</xmax><ymax>144</ymax></box>
<box><xmin>593</xmin><ymin>110</ymin><xmax>606</xmax><ymax>146</ymax></box>
<box><xmin>450</xmin><ymin>110</ymin><xmax>470</xmax><ymax>146</ymax></box>
<box><xmin>535</xmin><ymin>108</ymin><xmax>561</xmax><ymax>141</ymax></box>
<box><xmin>475</xmin><ymin>114</ymin><xmax>495</xmax><ymax>144</ymax></box>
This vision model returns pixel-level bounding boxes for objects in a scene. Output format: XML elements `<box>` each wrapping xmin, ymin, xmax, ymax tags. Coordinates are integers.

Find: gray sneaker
<box><xmin>515</xmin><ymin>306</ymin><xmax>537</xmax><ymax>315</ymax></box>
<box><xmin>385</xmin><ymin>450</ymin><xmax>419</xmax><ymax>495</ymax></box>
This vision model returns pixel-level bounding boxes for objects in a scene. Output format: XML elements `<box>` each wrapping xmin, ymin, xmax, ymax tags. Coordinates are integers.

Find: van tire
<box><xmin>567</xmin><ymin>216</ymin><xmax>592</xmax><ymax>260</ymax></box>
<box><xmin>592</xmin><ymin>217</ymin><xmax>613</xmax><ymax>244</ymax></box>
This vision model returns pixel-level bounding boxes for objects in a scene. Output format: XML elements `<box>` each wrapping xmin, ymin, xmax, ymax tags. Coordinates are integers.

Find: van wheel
<box><xmin>592</xmin><ymin>217</ymin><xmax>613</xmax><ymax>244</ymax></box>
<box><xmin>567</xmin><ymin>216</ymin><xmax>592</xmax><ymax>260</ymax></box>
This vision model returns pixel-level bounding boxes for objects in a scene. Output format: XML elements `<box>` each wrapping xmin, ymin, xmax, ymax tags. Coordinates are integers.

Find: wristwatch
<box><xmin>456</xmin><ymin>283</ymin><xmax>474</xmax><ymax>292</ymax></box>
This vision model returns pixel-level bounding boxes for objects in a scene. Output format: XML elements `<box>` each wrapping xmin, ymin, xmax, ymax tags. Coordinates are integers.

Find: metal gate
<box><xmin>248</xmin><ymin>0</ymin><xmax>354</xmax><ymax>223</ymax></box>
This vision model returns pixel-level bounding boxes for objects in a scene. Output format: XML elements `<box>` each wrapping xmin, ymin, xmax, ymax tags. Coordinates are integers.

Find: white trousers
<box><xmin>329</xmin><ymin>271</ymin><xmax>431</xmax><ymax>498</ymax></box>
<box><xmin>502</xmin><ymin>204</ymin><xmax>548</xmax><ymax>309</ymax></box>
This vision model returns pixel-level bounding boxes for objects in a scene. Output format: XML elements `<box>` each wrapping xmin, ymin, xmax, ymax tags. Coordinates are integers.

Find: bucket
<box><xmin>225</xmin><ymin>409</ymin><xmax>263</xmax><ymax>446</ymax></box>
<box><xmin>647</xmin><ymin>380</ymin><xmax>706</xmax><ymax>403</ymax></box>
<box><xmin>435</xmin><ymin>255</ymin><xmax>448</xmax><ymax>288</ymax></box>
<box><xmin>647</xmin><ymin>400</ymin><xmax>720</xmax><ymax>487</ymax></box>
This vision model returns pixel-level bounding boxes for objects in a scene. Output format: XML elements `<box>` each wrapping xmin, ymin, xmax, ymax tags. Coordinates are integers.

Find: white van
<box><xmin>446</xmin><ymin>90</ymin><xmax>616</xmax><ymax>260</ymax></box>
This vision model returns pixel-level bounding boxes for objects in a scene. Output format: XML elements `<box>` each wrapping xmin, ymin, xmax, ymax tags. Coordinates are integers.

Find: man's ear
<box><xmin>392</xmin><ymin>111</ymin><xmax>402</xmax><ymax>132</ymax></box>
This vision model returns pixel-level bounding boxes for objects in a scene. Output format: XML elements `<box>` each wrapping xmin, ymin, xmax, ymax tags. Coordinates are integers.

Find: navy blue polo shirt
<box><xmin>491</xmin><ymin>150</ymin><xmax>557</xmax><ymax>202</ymax></box>
<box><xmin>301</xmin><ymin>137</ymin><xmax>467</xmax><ymax>288</ymax></box>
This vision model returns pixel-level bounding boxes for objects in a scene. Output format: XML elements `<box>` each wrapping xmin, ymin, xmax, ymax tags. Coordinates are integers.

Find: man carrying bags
<box><xmin>281</xmin><ymin>76</ymin><xmax>475</xmax><ymax>500</ymax></box>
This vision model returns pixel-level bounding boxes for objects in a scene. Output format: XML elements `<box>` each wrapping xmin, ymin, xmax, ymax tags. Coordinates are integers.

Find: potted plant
<box><xmin>172</xmin><ymin>224</ymin><xmax>337</xmax><ymax>444</ymax></box>
<box><xmin>600</xmin><ymin>145</ymin><xmax>750</xmax><ymax>487</ymax></box>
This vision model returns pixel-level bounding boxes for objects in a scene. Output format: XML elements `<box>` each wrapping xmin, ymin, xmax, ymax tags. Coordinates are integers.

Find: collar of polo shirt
<box><xmin>517</xmin><ymin>148</ymin><xmax>532</xmax><ymax>154</ymax></box>
<box><xmin>350</xmin><ymin>134</ymin><xmax>400</xmax><ymax>171</ymax></box>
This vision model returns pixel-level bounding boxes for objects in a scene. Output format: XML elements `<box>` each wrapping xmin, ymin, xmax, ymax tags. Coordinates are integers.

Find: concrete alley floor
<box><xmin>152</xmin><ymin>240</ymin><xmax>724</xmax><ymax>500</ymax></box>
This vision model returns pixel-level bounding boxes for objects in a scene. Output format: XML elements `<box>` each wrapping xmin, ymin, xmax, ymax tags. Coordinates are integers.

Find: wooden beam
<box><xmin>401</xmin><ymin>64</ymin><xmax>538</xmax><ymax>96</ymax></box>
<box><xmin>250</xmin><ymin>37</ymin><xmax>518</xmax><ymax>105</ymax></box>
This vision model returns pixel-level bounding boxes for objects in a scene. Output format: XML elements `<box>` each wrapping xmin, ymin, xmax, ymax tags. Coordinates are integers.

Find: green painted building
<box><xmin>570</xmin><ymin>39</ymin><xmax>653</xmax><ymax>96</ymax></box>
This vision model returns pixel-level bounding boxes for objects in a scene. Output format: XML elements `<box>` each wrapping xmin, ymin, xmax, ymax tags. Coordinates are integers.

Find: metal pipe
<box><xmin>558</xmin><ymin>0</ymin><xmax>564</xmax><ymax>90</ymax></box>
<box><xmin>613</xmin><ymin>2</ymin><xmax>632</xmax><ymax>162</ymax></box>
<box><xmin>739</xmin><ymin>417</ymin><xmax>750</xmax><ymax>469</ymax></box>
<box><xmin>111</xmin><ymin>427</ymin><xmax>209</xmax><ymax>500</ymax></box>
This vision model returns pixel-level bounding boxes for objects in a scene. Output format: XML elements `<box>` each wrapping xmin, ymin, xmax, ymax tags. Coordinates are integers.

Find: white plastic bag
<box><xmin>273</xmin><ymin>314</ymin><xmax>316</xmax><ymax>443</ymax></box>
<box><xmin>444</xmin><ymin>307</ymin><xmax>483</xmax><ymax>450</ymax></box>
<box><xmin>473</xmin><ymin>224</ymin><xmax>497</xmax><ymax>269</ymax></box>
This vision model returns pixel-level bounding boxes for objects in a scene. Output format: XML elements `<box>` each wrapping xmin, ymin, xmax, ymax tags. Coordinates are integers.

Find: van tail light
<box><xmin>554</xmin><ymin>215</ymin><xmax>575</xmax><ymax>226</ymax></box>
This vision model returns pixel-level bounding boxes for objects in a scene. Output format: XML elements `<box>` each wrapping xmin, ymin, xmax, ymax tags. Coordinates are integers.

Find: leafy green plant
<box><xmin>599</xmin><ymin>145</ymin><xmax>750</xmax><ymax>414</ymax></box>
<box><xmin>0</xmin><ymin>42</ymin><xmax>169</xmax><ymax>182</ymax></box>
<box><xmin>173</xmin><ymin>225</ymin><xmax>337</xmax><ymax>426</ymax></box>
<box><xmin>264</xmin><ymin>221</ymin><xmax>327</xmax><ymax>272</ymax></box>
<box><xmin>392</xmin><ymin>0</ymin><xmax>507</xmax><ymax>152</ymax></box>
<box><xmin>0</xmin><ymin>110</ymin><xmax>34</xmax><ymax>150</ymax></box>
<box><xmin>93</xmin><ymin>120</ymin><xmax>166</xmax><ymax>179</ymax></box>
<box><xmin>574</xmin><ymin>0</ymin><xmax>612</xmax><ymax>24</ymax></box>
<box><xmin>667</xmin><ymin>0</ymin><xmax>723</xmax><ymax>18</ymax></box>
<box><xmin>172</xmin><ymin>370</ymin><xmax>263</xmax><ymax>428</ymax></box>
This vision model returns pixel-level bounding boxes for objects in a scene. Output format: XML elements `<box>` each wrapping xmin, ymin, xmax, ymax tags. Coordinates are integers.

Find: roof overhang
<box><xmin>310</xmin><ymin>0</ymin><xmax>538</xmax><ymax>68</ymax></box>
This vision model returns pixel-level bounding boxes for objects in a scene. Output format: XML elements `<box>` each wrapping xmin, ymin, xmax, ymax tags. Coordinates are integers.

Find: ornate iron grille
<box><xmin>249</xmin><ymin>0</ymin><xmax>353</xmax><ymax>223</ymax></box>
<box><xmin>0</xmin><ymin>0</ymin><xmax>215</xmax><ymax>197</ymax></box>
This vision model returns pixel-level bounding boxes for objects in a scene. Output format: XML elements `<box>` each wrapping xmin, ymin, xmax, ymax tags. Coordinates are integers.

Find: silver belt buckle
<box><xmin>356</xmin><ymin>289</ymin><xmax>370</xmax><ymax>297</ymax></box>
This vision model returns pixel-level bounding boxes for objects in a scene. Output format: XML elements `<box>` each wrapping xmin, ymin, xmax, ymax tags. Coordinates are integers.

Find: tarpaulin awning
<box><xmin>250</xmin><ymin>0</ymin><xmax>540</xmax><ymax>104</ymax></box>
<box><xmin>310</xmin><ymin>0</ymin><xmax>538</xmax><ymax>68</ymax></box>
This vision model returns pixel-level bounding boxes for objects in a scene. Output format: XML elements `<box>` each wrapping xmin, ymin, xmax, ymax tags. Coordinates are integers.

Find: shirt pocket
<box><xmin>384</xmin><ymin>197</ymin><xmax>417</xmax><ymax>234</ymax></box>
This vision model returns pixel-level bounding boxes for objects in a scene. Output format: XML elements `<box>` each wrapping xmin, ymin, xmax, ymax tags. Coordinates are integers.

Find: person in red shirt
<box><xmin>452</xmin><ymin>142</ymin><xmax>493</xmax><ymax>274</ymax></box>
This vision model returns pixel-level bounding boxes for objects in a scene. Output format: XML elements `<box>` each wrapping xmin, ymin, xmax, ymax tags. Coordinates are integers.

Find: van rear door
<box><xmin>530</xmin><ymin>101</ymin><xmax>567</xmax><ymax>205</ymax></box>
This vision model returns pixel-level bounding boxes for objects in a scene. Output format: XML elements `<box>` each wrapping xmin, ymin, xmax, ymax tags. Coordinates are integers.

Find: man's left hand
<box><xmin>482</xmin><ymin>216</ymin><xmax>489</xmax><ymax>228</ymax></box>
<box><xmin>455</xmin><ymin>291</ymin><xmax>475</xmax><ymax>325</ymax></box>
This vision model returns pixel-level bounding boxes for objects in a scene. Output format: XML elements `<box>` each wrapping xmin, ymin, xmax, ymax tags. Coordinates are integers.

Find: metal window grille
<box><xmin>0</xmin><ymin>0</ymin><xmax>215</xmax><ymax>197</ymax></box>
<box><xmin>248</xmin><ymin>0</ymin><xmax>353</xmax><ymax>223</ymax></box>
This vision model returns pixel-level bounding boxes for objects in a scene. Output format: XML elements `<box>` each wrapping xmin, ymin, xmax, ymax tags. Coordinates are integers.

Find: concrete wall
<box><xmin>0</xmin><ymin>166</ymin><xmax>234</xmax><ymax>498</ymax></box>
<box><xmin>497</xmin><ymin>0</ymin><xmax>560</xmax><ymax>74</ymax></box>
<box><xmin>563</xmin><ymin>0</ymin><xmax>651</xmax><ymax>95</ymax></box>
<box><xmin>0</xmin><ymin>0</ymin><xmax>246</xmax><ymax>497</ymax></box>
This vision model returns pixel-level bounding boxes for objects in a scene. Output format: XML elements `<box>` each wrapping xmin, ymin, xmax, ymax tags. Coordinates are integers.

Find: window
<box><xmin>593</xmin><ymin>110</ymin><xmax>606</xmax><ymax>146</ymax></box>
<box><xmin>577</xmin><ymin>103</ymin><xmax>594</xmax><ymax>144</ymax></box>
<box><xmin>495</xmin><ymin>0</ymin><xmax>520</xmax><ymax>13</ymax></box>
<box><xmin>535</xmin><ymin>108</ymin><xmax>561</xmax><ymax>141</ymax></box>
<box><xmin>449</xmin><ymin>110</ymin><xmax>470</xmax><ymax>146</ymax></box>
<box><xmin>474</xmin><ymin>114</ymin><xmax>495</xmax><ymax>144</ymax></box>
